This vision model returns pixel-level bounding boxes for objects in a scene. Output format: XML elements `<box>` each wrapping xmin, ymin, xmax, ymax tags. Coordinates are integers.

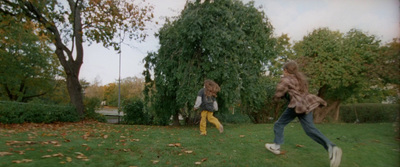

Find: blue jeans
<box><xmin>273</xmin><ymin>108</ymin><xmax>335</xmax><ymax>151</ymax></box>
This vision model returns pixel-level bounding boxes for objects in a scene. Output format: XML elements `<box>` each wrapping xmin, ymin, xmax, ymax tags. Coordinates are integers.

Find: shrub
<box><xmin>340</xmin><ymin>103</ymin><xmax>399</xmax><ymax>123</ymax></box>
<box><xmin>122</xmin><ymin>98</ymin><xmax>150</xmax><ymax>125</ymax></box>
<box><xmin>83</xmin><ymin>97</ymin><xmax>107</xmax><ymax>123</ymax></box>
<box><xmin>0</xmin><ymin>101</ymin><xmax>80</xmax><ymax>124</ymax></box>
<box><xmin>215</xmin><ymin>111</ymin><xmax>251</xmax><ymax>124</ymax></box>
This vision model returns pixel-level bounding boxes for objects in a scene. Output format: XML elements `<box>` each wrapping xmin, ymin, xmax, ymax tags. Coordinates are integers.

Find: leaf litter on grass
<box><xmin>1</xmin><ymin>122</ymin><xmax>398</xmax><ymax>167</ymax></box>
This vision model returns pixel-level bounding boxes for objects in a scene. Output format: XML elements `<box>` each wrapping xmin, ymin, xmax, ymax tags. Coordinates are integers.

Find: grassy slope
<box><xmin>0</xmin><ymin>122</ymin><xmax>398</xmax><ymax>167</ymax></box>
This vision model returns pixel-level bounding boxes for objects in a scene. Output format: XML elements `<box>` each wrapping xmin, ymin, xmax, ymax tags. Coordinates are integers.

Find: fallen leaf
<box><xmin>167</xmin><ymin>143</ymin><xmax>182</xmax><ymax>147</ymax></box>
<box><xmin>151</xmin><ymin>160</ymin><xmax>159</xmax><ymax>164</ymax></box>
<box><xmin>296</xmin><ymin>144</ymin><xmax>304</xmax><ymax>147</ymax></box>
<box><xmin>15</xmin><ymin>150</ymin><xmax>25</xmax><ymax>154</ymax></box>
<box><xmin>0</xmin><ymin>152</ymin><xmax>13</xmax><ymax>156</ymax></box>
<box><xmin>42</xmin><ymin>155</ymin><xmax>52</xmax><ymax>158</ymax></box>
<box><xmin>52</xmin><ymin>153</ymin><xmax>64</xmax><ymax>157</ymax></box>
<box><xmin>239</xmin><ymin>135</ymin><xmax>245</xmax><ymax>138</ymax></box>
<box><xmin>201</xmin><ymin>158</ymin><xmax>208</xmax><ymax>162</ymax></box>
<box><xmin>75</xmin><ymin>152</ymin><xmax>84</xmax><ymax>155</ymax></box>
<box><xmin>12</xmin><ymin>159</ymin><xmax>33</xmax><ymax>163</ymax></box>
<box><xmin>185</xmin><ymin>150</ymin><xmax>193</xmax><ymax>154</ymax></box>
<box><xmin>12</xmin><ymin>160</ymin><xmax>22</xmax><ymax>164</ymax></box>
<box><xmin>66</xmin><ymin>157</ymin><xmax>72</xmax><ymax>162</ymax></box>
<box><xmin>103</xmin><ymin>135</ymin><xmax>108</xmax><ymax>139</ymax></box>
<box><xmin>195</xmin><ymin>162</ymin><xmax>201</xmax><ymax>165</ymax></box>
<box><xmin>49</xmin><ymin>141</ymin><xmax>58</xmax><ymax>144</ymax></box>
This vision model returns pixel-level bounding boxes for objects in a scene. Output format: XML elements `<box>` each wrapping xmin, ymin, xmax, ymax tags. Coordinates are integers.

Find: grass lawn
<box><xmin>0</xmin><ymin>121</ymin><xmax>399</xmax><ymax>167</ymax></box>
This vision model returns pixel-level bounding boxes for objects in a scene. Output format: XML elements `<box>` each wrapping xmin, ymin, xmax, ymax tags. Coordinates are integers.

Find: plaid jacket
<box><xmin>274</xmin><ymin>74</ymin><xmax>327</xmax><ymax>114</ymax></box>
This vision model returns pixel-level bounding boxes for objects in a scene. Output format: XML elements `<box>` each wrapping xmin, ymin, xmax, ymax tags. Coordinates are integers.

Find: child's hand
<box><xmin>273</xmin><ymin>96</ymin><xmax>281</xmax><ymax>102</ymax></box>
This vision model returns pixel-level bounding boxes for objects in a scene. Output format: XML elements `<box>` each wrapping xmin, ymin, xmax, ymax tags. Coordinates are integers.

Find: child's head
<box><xmin>283</xmin><ymin>61</ymin><xmax>298</xmax><ymax>74</ymax></box>
<box><xmin>283</xmin><ymin>61</ymin><xmax>309</xmax><ymax>93</ymax></box>
<box><xmin>204</xmin><ymin>79</ymin><xmax>220</xmax><ymax>97</ymax></box>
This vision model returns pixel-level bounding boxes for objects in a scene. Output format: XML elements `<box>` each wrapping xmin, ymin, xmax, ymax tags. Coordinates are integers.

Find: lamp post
<box><xmin>118</xmin><ymin>47</ymin><xmax>121</xmax><ymax>123</ymax></box>
<box><xmin>118</xmin><ymin>29</ymin><xmax>122</xmax><ymax>124</ymax></box>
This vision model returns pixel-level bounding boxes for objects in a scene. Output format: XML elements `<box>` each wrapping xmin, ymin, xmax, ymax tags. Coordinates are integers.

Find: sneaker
<box><xmin>329</xmin><ymin>146</ymin><xmax>342</xmax><ymax>167</ymax></box>
<box><xmin>265</xmin><ymin>143</ymin><xmax>281</xmax><ymax>155</ymax></box>
<box><xmin>219</xmin><ymin>125</ymin><xmax>224</xmax><ymax>133</ymax></box>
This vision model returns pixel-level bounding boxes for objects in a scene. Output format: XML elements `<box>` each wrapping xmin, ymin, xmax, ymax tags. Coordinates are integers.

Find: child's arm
<box><xmin>274</xmin><ymin>78</ymin><xmax>289</xmax><ymax>99</ymax></box>
<box><xmin>213</xmin><ymin>100</ymin><xmax>218</xmax><ymax>111</ymax></box>
<box><xmin>194</xmin><ymin>96</ymin><xmax>202</xmax><ymax>110</ymax></box>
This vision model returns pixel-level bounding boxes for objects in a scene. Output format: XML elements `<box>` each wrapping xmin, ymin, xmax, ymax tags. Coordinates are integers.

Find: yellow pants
<box><xmin>200</xmin><ymin>110</ymin><xmax>222</xmax><ymax>135</ymax></box>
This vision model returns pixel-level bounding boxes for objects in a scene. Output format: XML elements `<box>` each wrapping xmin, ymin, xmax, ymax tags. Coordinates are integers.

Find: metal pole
<box><xmin>117</xmin><ymin>49</ymin><xmax>122</xmax><ymax>124</ymax></box>
<box><xmin>118</xmin><ymin>29</ymin><xmax>122</xmax><ymax>124</ymax></box>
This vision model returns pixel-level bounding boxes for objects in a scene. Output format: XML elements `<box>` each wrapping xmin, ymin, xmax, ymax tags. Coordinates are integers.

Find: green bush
<box><xmin>122</xmin><ymin>98</ymin><xmax>151</xmax><ymax>125</ymax></box>
<box><xmin>0</xmin><ymin>101</ymin><xmax>80</xmax><ymax>124</ymax></box>
<box><xmin>340</xmin><ymin>103</ymin><xmax>399</xmax><ymax>123</ymax></box>
<box><xmin>83</xmin><ymin>97</ymin><xmax>107</xmax><ymax>123</ymax></box>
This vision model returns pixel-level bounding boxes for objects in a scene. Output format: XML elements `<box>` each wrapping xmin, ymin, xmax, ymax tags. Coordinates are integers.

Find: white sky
<box><xmin>80</xmin><ymin>0</ymin><xmax>399</xmax><ymax>85</ymax></box>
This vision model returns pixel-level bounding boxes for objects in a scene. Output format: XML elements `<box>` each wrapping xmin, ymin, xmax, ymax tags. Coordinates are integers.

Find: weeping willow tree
<box><xmin>143</xmin><ymin>0</ymin><xmax>276</xmax><ymax>125</ymax></box>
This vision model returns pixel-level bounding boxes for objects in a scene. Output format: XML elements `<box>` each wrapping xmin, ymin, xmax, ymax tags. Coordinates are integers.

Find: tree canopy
<box><xmin>144</xmin><ymin>0</ymin><xmax>276</xmax><ymax>125</ymax></box>
<box><xmin>1</xmin><ymin>0</ymin><xmax>154</xmax><ymax>115</ymax></box>
<box><xmin>0</xmin><ymin>15</ymin><xmax>61</xmax><ymax>102</ymax></box>
<box><xmin>292</xmin><ymin>28</ymin><xmax>382</xmax><ymax>122</ymax></box>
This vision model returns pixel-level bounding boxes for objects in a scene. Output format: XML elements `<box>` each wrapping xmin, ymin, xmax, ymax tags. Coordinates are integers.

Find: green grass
<box><xmin>0</xmin><ymin>121</ymin><xmax>399</xmax><ymax>167</ymax></box>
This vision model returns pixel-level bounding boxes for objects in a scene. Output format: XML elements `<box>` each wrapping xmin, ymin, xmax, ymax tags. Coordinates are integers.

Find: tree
<box><xmin>0</xmin><ymin>0</ymin><xmax>154</xmax><ymax>115</ymax></box>
<box><xmin>293</xmin><ymin>28</ymin><xmax>381</xmax><ymax>123</ymax></box>
<box><xmin>376</xmin><ymin>38</ymin><xmax>400</xmax><ymax>85</ymax></box>
<box><xmin>268</xmin><ymin>34</ymin><xmax>294</xmax><ymax>77</ymax></box>
<box><xmin>83</xmin><ymin>78</ymin><xmax>103</xmax><ymax>99</ymax></box>
<box><xmin>89</xmin><ymin>76</ymin><xmax>144</xmax><ymax>107</ymax></box>
<box><xmin>143</xmin><ymin>0</ymin><xmax>276</xmax><ymax>125</ymax></box>
<box><xmin>371</xmin><ymin>38</ymin><xmax>400</xmax><ymax>104</ymax></box>
<box><xmin>0</xmin><ymin>15</ymin><xmax>61</xmax><ymax>102</ymax></box>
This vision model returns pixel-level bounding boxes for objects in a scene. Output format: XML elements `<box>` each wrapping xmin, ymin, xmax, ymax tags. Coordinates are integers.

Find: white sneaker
<box><xmin>329</xmin><ymin>146</ymin><xmax>342</xmax><ymax>167</ymax></box>
<box><xmin>265</xmin><ymin>143</ymin><xmax>281</xmax><ymax>155</ymax></box>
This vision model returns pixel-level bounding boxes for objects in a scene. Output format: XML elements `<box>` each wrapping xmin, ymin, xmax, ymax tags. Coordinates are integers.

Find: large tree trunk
<box><xmin>66</xmin><ymin>74</ymin><xmax>84</xmax><ymax>116</ymax></box>
<box><xmin>314</xmin><ymin>85</ymin><xmax>341</xmax><ymax>123</ymax></box>
<box><xmin>49</xmin><ymin>0</ymin><xmax>85</xmax><ymax>116</ymax></box>
<box><xmin>16</xmin><ymin>1</ymin><xmax>86</xmax><ymax>116</ymax></box>
<box><xmin>313</xmin><ymin>100</ymin><xmax>341</xmax><ymax>123</ymax></box>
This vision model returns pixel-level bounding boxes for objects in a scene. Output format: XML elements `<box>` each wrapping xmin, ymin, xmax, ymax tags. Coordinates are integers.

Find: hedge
<box><xmin>0</xmin><ymin>101</ymin><xmax>80</xmax><ymax>124</ymax></box>
<box><xmin>340</xmin><ymin>103</ymin><xmax>399</xmax><ymax>123</ymax></box>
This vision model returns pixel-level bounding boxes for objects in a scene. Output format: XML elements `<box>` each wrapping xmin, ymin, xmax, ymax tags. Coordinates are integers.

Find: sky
<box><xmin>80</xmin><ymin>0</ymin><xmax>399</xmax><ymax>86</ymax></box>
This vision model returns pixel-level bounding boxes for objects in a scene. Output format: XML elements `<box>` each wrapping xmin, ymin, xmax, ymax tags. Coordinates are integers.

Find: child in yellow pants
<box><xmin>194</xmin><ymin>80</ymin><xmax>223</xmax><ymax>135</ymax></box>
